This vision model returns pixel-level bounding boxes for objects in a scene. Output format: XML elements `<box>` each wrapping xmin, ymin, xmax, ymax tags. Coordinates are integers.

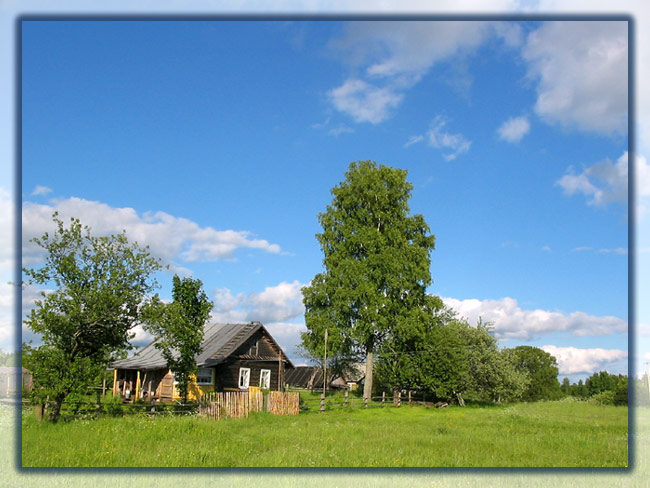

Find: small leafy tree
<box><xmin>143</xmin><ymin>275</ymin><xmax>212</xmax><ymax>403</ymax></box>
<box><xmin>23</xmin><ymin>213</ymin><xmax>163</xmax><ymax>421</ymax></box>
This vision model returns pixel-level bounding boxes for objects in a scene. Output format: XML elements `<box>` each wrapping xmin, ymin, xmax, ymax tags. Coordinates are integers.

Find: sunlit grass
<box><xmin>21</xmin><ymin>399</ymin><xmax>628</xmax><ymax>468</ymax></box>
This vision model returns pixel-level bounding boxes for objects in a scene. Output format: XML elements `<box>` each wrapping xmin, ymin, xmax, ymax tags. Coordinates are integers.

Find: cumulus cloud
<box><xmin>523</xmin><ymin>21</ymin><xmax>628</xmax><ymax>135</ymax></box>
<box><xmin>639</xmin><ymin>323</ymin><xmax>650</xmax><ymax>337</ymax></box>
<box><xmin>31</xmin><ymin>185</ymin><xmax>52</xmax><ymax>197</ymax></box>
<box><xmin>0</xmin><ymin>281</ymin><xmax>16</xmax><ymax>352</ymax></box>
<box><xmin>327</xmin><ymin>21</ymin><xmax>519</xmax><ymax>124</ymax></box>
<box><xmin>541</xmin><ymin>345</ymin><xmax>627</xmax><ymax>375</ymax></box>
<box><xmin>426</xmin><ymin>116</ymin><xmax>471</xmax><ymax>161</ymax></box>
<box><xmin>327</xmin><ymin>79</ymin><xmax>403</xmax><ymax>124</ymax></box>
<box><xmin>22</xmin><ymin>196</ymin><xmax>282</xmax><ymax>267</ymax></box>
<box><xmin>332</xmin><ymin>21</ymin><xmax>490</xmax><ymax>80</ymax></box>
<box><xmin>556</xmin><ymin>151</ymin><xmax>628</xmax><ymax>207</ymax></box>
<box><xmin>0</xmin><ymin>189</ymin><xmax>13</xmax><ymax>275</ymax></box>
<box><xmin>635</xmin><ymin>153</ymin><xmax>650</xmax><ymax>221</ymax></box>
<box><xmin>497</xmin><ymin>116</ymin><xmax>530</xmax><ymax>143</ymax></box>
<box><xmin>442</xmin><ymin>296</ymin><xmax>627</xmax><ymax>341</ymax></box>
<box><xmin>212</xmin><ymin>280</ymin><xmax>306</xmax><ymax>325</ymax></box>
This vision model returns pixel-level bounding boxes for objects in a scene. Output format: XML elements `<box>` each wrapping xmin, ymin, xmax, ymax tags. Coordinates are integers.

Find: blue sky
<box><xmin>15</xmin><ymin>19</ymin><xmax>633</xmax><ymax>382</ymax></box>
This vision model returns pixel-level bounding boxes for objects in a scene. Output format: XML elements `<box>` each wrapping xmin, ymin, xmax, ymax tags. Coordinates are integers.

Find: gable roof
<box><xmin>111</xmin><ymin>321</ymin><xmax>293</xmax><ymax>371</ymax></box>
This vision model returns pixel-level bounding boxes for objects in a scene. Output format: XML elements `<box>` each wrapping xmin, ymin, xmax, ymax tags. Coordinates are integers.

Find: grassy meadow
<box><xmin>21</xmin><ymin>398</ymin><xmax>628</xmax><ymax>468</ymax></box>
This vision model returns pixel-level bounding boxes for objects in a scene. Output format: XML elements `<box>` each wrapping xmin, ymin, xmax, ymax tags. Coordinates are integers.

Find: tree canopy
<box><xmin>23</xmin><ymin>213</ymin><xmax>163</xmax><ymax>421</ymax></box>
<box><xmin>301</xmin><ymin>161</ymin><xmax>435</xmax><ymax>399</ymax></box>
<box><xmin>143</xmin><ymin>275</ymin><xmax>213</xmax><ymax>403</ymax></box>
<box><xmin>503</xmin><ymin>346</ymin><xmax>562</xmax><ymax>402</ymax></box>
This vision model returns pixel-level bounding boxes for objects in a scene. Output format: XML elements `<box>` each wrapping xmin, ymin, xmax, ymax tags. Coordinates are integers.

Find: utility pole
<box><xmin>646</xmin><ymin>362</ymin><xmax>650</xmax><ymax>401</ymax></box>
<box><xmin>323</xmin><ymin>329</ymin><xmax>328</xmax><ymax>397</ymax></box>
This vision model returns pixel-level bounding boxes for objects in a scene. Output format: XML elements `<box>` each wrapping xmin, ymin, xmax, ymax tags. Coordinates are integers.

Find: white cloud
<box><xmin>443</xmin><ymin>296</ymin><xmax>627</xmax><ymax>341</ymax></box>
<box><xmin>556</xmin><ymin>151</ymin><xmax>628</xmax><ymax>207</ymax></box>
<box><xmin>639</xmin><ymin>323</ymin><xmax>650</xmax><ymax>337</ymax></box>
<box><xmin>22</xmin><ymin>196</ymin><xmax>282</xmax><ymax>267</ymax></box>
<box><xmin>327</xmin><ymin>79</ymin><xmax>403</xmax><ymax>124</ymax></box>
<box><xmin>636</xmin><ymin>153</ymin><xmax>650</xmax><ymax>221</ymax></box>
<box><xmin>334</xmin><ymin>21</ymin><xmax>490</xmax><ymax>80</ymax></box>
<box><xmin>542</xmin><ymin>245</ymin><xmax>551</xmax><ymax>252</ymax></box>
<box><xmin>328</xmin><ymin>125</ymin><xmax>354</xmax><ymax>136</ymax></box>
<box><xmin>404</xmin><ymin>135</ymin><xmax>424</xmax><ymax>148</ymax></box>
<box><xmin>497</xmin><ymin>116</ymin><xmax>530</xmax><ymax>143</ymax></box>
<box><xmin>212</xmin><ymin>280</ymin><xmax>306</xmax><ymax>325</ymax></box>
<box><xmin>326</xmin><ymin>21</ymin><xmax>518</xmax><ymax>124</ymax></box>
<box><xmin>541</xmin><ymin>345</ymin><xmax>627</xmax><ymax>375</ymax></box>
<box><xmin>0</xmin><ymin>281</ymin><xmax>16</xmax><ymax>352</ymax></box>
<box><xmin>0</xmin><ymin>188</ymin><xmax>13</xmax><ymax>275</ymax></box>
<box><xmin>597</xmin><ymin>248</ymin><xmax>628</xmax><ymax>255</ymax></box>
<box><xmin>30</xmin><ymin>185</ymin><xmax>52</xmax><ymax>196</ymax></box>
<box><xmin>572</xmin><ymin>246</ymin><xmax>627</xmax><ymax>255</ymax></box>
<box><xmin>522</xmin><ymin>21</ymin><xmax>628</xmax><ymax>135</ymax></box>
<box><xmin>426</xmin><ymin>116</ymin><xmax>471</xmax><ymax>161</ymax></box>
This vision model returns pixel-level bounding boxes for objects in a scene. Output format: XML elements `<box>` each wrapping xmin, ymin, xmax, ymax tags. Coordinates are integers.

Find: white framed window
<box><xmin>238</xmin><ymin>367</ymin><xmax>251</xmax><ymax>389</ymax></box>
<box><xmin>196</xmin><ymin>367</ymin><xmax>213</xmax><ymax>385</ymax></box>
<box><xmin>260</xmin><ymin>369</ymin><xmax>271</xmax><ymax>389</ymax></box>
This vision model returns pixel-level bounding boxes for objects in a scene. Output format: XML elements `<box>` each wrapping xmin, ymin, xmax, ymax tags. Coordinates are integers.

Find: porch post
<box><xmin>135</xmin><ymin>370</ymin><xmax>141</xmax><ymax>401</ymax></box>
<box><xmin>112</xmin><ymin>370</ymin><xmax>117</xmax><ymax>395</ymax></box>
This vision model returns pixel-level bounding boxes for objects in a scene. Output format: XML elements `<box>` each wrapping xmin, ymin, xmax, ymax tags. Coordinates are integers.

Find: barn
<box><xmin>111</xmin><ymin>321</ymin><xmax>293</xmax><ymax>402</ymax></box>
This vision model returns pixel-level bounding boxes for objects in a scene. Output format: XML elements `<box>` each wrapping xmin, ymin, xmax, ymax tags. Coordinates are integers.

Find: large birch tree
<box><xmin>301</xmin><ymin>161</ymin><xmax>435</xmax><ymax>400</ymax></box>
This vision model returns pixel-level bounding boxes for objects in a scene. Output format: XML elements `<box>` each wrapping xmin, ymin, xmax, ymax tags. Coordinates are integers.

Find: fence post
<box><xmin>95</xmin><ymin>389</ymin><xmax>102</xmax><ymax>419</ymax></box>
<box><xmin>398</xmin><ymin>391</ymin><xmax>401</xmax><ymax>407</ymax></box>
<box><xmin>408</xmin><ymin>391</ymin><xmax>412</xmax><ymax>405</ymax></box>
<box><xmin>344</xmin><ymin>389</ymin><xmax>349</xmax><ymax>407</ymax></box>
<box><xmin>320</xmin><ymin>392</ymin><xmax>325</xmax><ymax>413</ymax></box>
<box><xmin>382</xmin><ymin>391</ymin><xmax>385</xmax><ymax>406</ymax></box>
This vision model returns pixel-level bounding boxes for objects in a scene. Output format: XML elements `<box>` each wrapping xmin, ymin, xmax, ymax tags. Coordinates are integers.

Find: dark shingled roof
<box><xmin>111</xmin><ymin>322</ymin><xmax>292</xmax><ymax>370</ymax></box>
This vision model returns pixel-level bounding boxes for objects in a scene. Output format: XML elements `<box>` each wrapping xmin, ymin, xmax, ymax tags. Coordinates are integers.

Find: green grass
<box><xmin>21</xmin><ymin>398</ymin><xmax>628</xmax><ymax>468</ymax></box>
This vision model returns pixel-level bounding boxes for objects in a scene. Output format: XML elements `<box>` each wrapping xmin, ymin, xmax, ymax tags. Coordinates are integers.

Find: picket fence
<box><xmin>198</xmin><ymin>390</ymin><xmax>299</xmax><ymax>420</ymax></box>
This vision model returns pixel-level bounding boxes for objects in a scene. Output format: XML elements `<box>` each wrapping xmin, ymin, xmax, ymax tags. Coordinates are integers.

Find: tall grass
<box><xmin>21</xmin><ymin>399</ymin><xmax>627</xmax><ymax>468</ymax></box>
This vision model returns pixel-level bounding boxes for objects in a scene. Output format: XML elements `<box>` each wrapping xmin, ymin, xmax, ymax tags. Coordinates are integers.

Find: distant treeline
<box><xmin>0</xmin><ymin>350</ymin><xmax>18</xmax><ymax>367</ymax></box>
<box><xmin>561</xmin><ymin>371</ymin><xmax>650</xmax><ymax>406</ymax></box>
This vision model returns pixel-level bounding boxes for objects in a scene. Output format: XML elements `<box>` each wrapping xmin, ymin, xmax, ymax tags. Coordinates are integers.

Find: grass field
<box><xmin>21</xmin><ymin>398</ymin><xmax>628</xmax><ymax>468</ymax></box>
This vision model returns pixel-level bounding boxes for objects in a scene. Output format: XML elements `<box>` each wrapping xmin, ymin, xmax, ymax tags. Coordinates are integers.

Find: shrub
<box><xmin>589</xmin><ymin>390</ymin><xmax>616</xmax><ymax>406</ymax></box>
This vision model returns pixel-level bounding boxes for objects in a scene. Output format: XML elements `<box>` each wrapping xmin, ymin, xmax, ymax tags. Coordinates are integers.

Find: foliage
<box><xmin>632</xmin><ymin>375</ymin><xmax>650</xmax><ymax>407</ymax></box>
<box><xmin>502</xmin><ymin>346</ymin><xmax>562</xmax><ymax>402</ymax></box>
<box><xmin>143</xmin><ymin>275</ymin><xmax>213</xmax><ymax>403</ymax></box>
<box><xmin>302</xmin><ymin>161</ymin><xmax>435</xmax><ymax>400</ymax></box>
<box><xmin>22</xmin><ymin>213</ymin><xmax>163</xmax><ymax>421</ymax></box>
<box><xmin>589</xmin><ymin>390</ymin><xmax>616</xmax><ymax>406</ymax></box>
<box><xmin>375</xmin><ymin>306</ymin><xmax>528</xmax><ymax>405</ymax></box>
<box><xmin>613</xmin><ymin>376</ymin><xmax>628</xmax><ymax>406</ymax></box>
<box><xmin>0</xmin><ymin>350</ymin><xmax>18</xmax><ymax>367</ymax></box>
<box><xmin>586</xmin><ymin>371</ymin><xmax>623</xmax><ymax>396</ymax></box>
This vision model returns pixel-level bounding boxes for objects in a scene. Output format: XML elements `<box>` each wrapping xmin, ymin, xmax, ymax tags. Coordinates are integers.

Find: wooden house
<box><xmin>284</xmin><ymin>363</ymin><xmax>365</xmax><ymax>391</ymax></box>
<box><xmin>111</xmin><ymin>321</ymin><xmax>293</xmax><ymax>402</ymax></box>
<box><xmin>0</xmin><ymin>367</ymin><xmax>31</xmax><ymax>397</ymax></box>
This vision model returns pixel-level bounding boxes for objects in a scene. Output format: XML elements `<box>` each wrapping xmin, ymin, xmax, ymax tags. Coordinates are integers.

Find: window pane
<box><xmin>239</xmin><ymin>368</ymin><xmax>250</xmax><ymax>388</ymax></box>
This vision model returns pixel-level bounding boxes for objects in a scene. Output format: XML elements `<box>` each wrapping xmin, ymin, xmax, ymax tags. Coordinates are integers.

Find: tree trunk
<box><xmin>49</xmin><ymin>392</ymin><xmax>67</xmax><ymax>423</ymax></box>
<box><xmin>456</xmin><ymin>392</ymin><xmax>465</xmax><ymax>407</ymax></box>
<box><xmin>363</xmin><ymin>351</ymin><xmax>374</xmax><ymax>402</ymax></box>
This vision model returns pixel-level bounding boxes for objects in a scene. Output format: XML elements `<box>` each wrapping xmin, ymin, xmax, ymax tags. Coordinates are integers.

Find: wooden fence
<box><xmin>198</xmin><ymin>391</ymin><xmax>299</xmax><ymax>419</ymax></box>
<box><xmin>267</xmin><ymin>391</ymin><xmax>300</xmax><ymax>415</ymax></box>
<box><xmin>297</xmin><ymin>390</ymin><xmax>448</xmax><ymax>412</ymax></box>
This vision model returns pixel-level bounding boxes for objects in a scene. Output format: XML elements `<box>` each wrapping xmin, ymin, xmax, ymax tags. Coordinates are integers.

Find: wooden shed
<box><xmin>111</xmin><ymin>321</ymin><xmax>293</xmax><ymax>402</ymax></box>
